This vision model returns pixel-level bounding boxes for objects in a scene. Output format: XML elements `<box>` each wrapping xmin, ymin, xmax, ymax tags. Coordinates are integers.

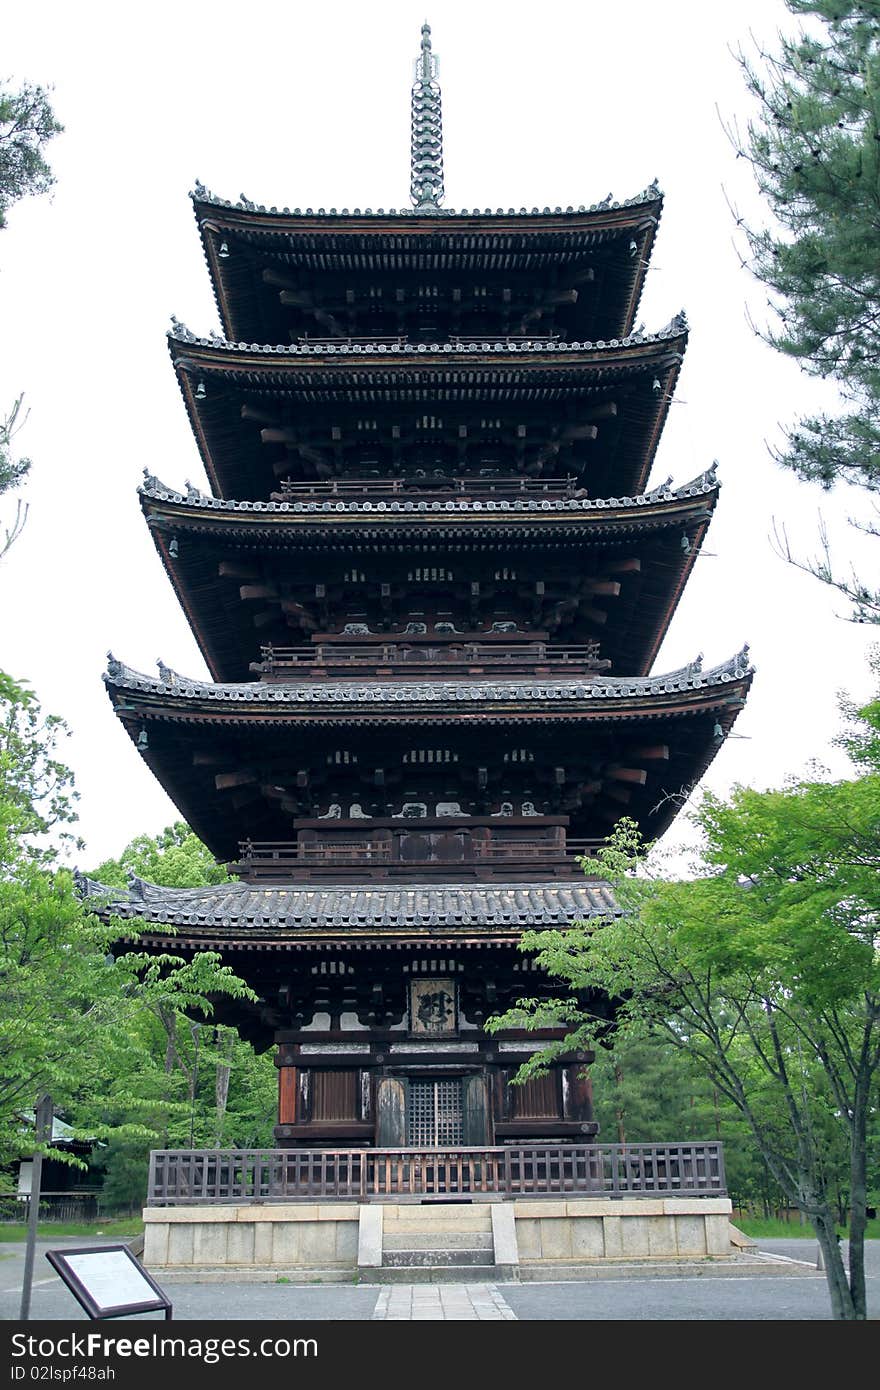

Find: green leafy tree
<box><xmin>588</xmin><ymin>1039</ymin><xmax>785</xmax><ymax>1216</ymax></box>
<box><xmin>488</xmin><ymin>671</ymin><xmax>880</xmax><ymax>1321</ymax></box>
<box><xmin>0</xmin><ymin>676</ymin><xmax>259</xmax><ymax>1204</ymax></box>
<box><xmin>0</xmin><ymin>81</ymin><xmax>61</xmax><ymax>229</ymax></box>
<box><xmin>0</xmin><ymin>676</ymin><xmax>126</xmax><ymax>1176</ymax></box>
<box><xmin>91</xmin><ymin>1031</ymin><xmax>276</xmax><ymax>1211</ymax></box>
<box><xmin>0</xmin><ymin>671</ymin><xmax>80</xmax><ymax>867</ymax></box>
<box><xmin>79</xmin><ymin>952</ymin><xmax>262</xmax><ymax>1210</ymax></box>
<box><xmin>86</xmin><ymin>824</ymin><xmax>273</xmax><ymax>1209</ymax></box>
<box><xmin>0</xmin><ymin>397</ymin><xmax>30</xmax><ymax>560</ymax></box>
<box><xmin>92</xmin><ymin>821</ymin><xmax>229</xmax><ymax>889</ymax></box>
<box><xmin>0</xmin><ymin>860</ymin><xmax>121</xmax><ymax>1179</ymax></box>
<box><xmin>732</xmin><ymin>1</ymin><xmax>880</xmax><ymax>619</ymax></box>
<box><xmin>0</xmin><ymin>79</ymin><xmax>62</xmax><ymax>557</ymax></box>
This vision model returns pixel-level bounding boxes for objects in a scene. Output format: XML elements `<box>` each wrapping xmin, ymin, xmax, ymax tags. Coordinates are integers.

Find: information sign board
<box><xmin>45</xmin><ymin>1245</ymin><xmax>172</xmax><ymax>1320</ymax></box>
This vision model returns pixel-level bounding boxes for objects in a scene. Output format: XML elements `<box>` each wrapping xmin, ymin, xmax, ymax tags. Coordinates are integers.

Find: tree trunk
<box><xmin>813</xmin><ymin>1202</ymin><xmax>857</xmax><ymax>1320</ymax></box>
<box><xmin>188</xmin><ymin>1022</ymin><xmax>201</xmax><ymax>1147</ymax></box>
<box><xmin>214</xmin><ymin>1027</ymin><xmax>234</xmax><ymax>1147</ymax></box>
<box><xmin>188</xmin><ymin>1022</ymin><xmax>200</xmax><ymax>1103</ymax></box>
<box><xmin>159</xmin><ymin>1006</ymin><xmax>177</xmax><ymax>1147</ymax></box>
<box><xmin>613</xmin><ymin>1062</ymin><xmax>626</xmax><ymax>1145</ymax></box>
<box><xmin>761</xmin><ymin>1165</ymin><xmax>771</xmax><ymax>1221</ymax></box>
<box><xmin>162</xmin><ymin>1007</ymin><xmax>176</xmax><ymax>1075</ymax></box>
<box><xmin>847</xmin><ymin>1069</ymin><xmax>870</xmax><ymax>1320</ymax></box>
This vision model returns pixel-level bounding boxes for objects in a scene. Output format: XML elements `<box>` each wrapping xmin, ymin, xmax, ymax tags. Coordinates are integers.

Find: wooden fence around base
<box><xmin>147</xmin><ymin>1142</ymin><xmax>726</xmax><ymax>1205</ymax></box>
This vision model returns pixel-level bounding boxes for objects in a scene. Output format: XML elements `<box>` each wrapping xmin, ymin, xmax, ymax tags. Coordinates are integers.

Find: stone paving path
<box><xmin>372</xmin><ymin>1282</ymin><xmax>518</xmax><ymax>1320</ymax></box>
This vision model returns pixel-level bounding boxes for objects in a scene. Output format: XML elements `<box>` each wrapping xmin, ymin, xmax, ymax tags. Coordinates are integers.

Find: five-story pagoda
<box><xmin>85</xmin><ymin>26</ymin><xmax>752</xmax><ymax>1153</ymax></box>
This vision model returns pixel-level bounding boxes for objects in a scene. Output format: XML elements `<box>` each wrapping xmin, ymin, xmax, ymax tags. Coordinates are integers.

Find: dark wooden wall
<box><xmin>276</xmin><ymin>1058</ymin><xmax>595</xmax><ymax>1144</ymax></box>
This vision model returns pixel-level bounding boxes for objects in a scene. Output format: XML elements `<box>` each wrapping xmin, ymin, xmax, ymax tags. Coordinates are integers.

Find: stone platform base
<box><xmin>512</xmin><ymin>1197</ymin><xmax>733</xmax><ymax>1263</ymax></box>
<box><xmin>144</xmin><ymin>1196</ymin><xmax>740</xmax><ymax>1278</ymax></box>
<box><xmin>144</xmin><ymin>1203</ymin><xmax>360</xmax><ymax>1272</ymax></box>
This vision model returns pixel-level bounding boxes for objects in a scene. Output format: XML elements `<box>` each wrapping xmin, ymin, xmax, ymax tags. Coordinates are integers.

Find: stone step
<box><xmin>369</xmin><ymin>1264</ymin><xmax>517</xmax><ymax>1286</ymax></box>
<box><xmin>382</xmin><ymin>1220</ymin><xmax>492</xmax><ymax>1237</ymax></box>
<box><xmin>383</xmin><ymin>1232</ymin><xmax>494</xmax><ymax>1252</ymax></box>
<box><xmin>381</xmin><ymin>1219</ymin><xmax>493</xmax><ymax>1229</ymax></box>
<box><xmin>382</xmin><ymin>1202</ymin><xmax>495</xmax><ymax>1216</ymax></box>
<box><xmin>382</xmin><ymin>1249</ymin><xmax>494</xmax><ymax>1268</ymax></box>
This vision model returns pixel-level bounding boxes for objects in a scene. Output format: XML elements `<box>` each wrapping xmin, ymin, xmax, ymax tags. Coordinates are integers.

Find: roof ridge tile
<box><xmin>190</xmin><ymin>180</ymin><xmax>662</xmax><ymax>219</ymax></box>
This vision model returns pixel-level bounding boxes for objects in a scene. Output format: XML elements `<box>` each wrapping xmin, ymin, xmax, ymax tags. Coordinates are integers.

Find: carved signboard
<box><xmin>410</xmin><ymin>977</ymin><xmax>457</xmax><ymax>1035</ymax></box>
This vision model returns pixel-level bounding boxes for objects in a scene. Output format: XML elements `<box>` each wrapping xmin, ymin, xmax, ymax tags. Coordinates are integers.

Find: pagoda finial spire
<box><xmin>410</xmin><ymin>22</ymin><xmax>445</xmax><ymax>211</ymax></box>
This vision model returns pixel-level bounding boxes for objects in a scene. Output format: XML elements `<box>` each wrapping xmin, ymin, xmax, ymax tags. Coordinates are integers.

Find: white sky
<box><xmin>0</xmin><ymin>0</ymin><xmax>876</xmax><ymax>868</ymax></box>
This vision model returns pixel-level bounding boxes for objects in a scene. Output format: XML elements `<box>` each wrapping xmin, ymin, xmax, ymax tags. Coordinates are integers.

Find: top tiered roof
<box><xmin>192</xmin><ymin>187</ymin><xmax>663</xmax><ymax>347</ymax></box>
<box><xmin>175</xmin><ymin>26</ymin><xmax>677</xmax><ymax>505</ymax></box>
<box><xmin>191</xmin><ymin>25</ymin><xmax>661</xmax><ymax>348</ymax></box>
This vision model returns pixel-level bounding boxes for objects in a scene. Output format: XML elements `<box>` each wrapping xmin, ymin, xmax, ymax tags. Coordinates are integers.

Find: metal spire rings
<box><xmin>410</xmin><ymin>23</ymin><xmax>445</xmax><ymax>210</ymax></box>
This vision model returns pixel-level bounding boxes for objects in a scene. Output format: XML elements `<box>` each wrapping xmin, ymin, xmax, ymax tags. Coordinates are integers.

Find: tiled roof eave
<box><xmin>138</xmin><ymin>467</ymin><xmax>719</xmax><ymax>526</ymax></box>
<box><xmin>167</xmin><ymin>322</ymin><xmax>687</xmax><ymax>367</ymax></box>
<box><xmin>191</xmin><ymin>184</ymin><xmax>663</xmax><ymax>227</ymax></box>
<box><xmin>104</xmin><ymin>653</ymin><xmax>753</xmax><ymax>715</ymax></box>
<box><xmin>76</xmin><ymin>872</ymin><xmax>622</xmax><ymax>934</ymax></box>
<box><xmin>143</xmin><ymin>513</ymin><xmax>713</xmax><ymax>550</ymax></box>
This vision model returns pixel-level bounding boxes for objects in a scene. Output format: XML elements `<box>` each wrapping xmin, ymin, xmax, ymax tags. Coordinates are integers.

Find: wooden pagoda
<box><xmin>83</xmin><ymin>25</ymin><xmax>752</xmax><ymax>1155</ymax></box>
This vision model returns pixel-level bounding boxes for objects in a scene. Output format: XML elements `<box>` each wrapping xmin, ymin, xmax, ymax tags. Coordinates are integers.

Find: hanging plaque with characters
<box><xmin>409</xmin><ymin>978</ymin><xmax>457</xmax><ymax>1035</ymax></box>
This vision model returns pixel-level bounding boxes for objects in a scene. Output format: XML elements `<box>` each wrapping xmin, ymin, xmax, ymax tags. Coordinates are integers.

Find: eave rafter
<box><xmin>104</xmin><ymin>649</ymin><xmax>751</xmax><ymax>858</ymax></box>
<box><xmin>167</xmin><ymin>322</ymin><xmax>686</xmax><ymax>499</ymax></box>
<box><xmin>137</xmin><ymin>468</ymin><xmax>717</xmax><ymax>682</ymax></box>
<box><xmin>192</xmin><ymin>182</ymin><xmax>663</xmax><ymax>346</ymax></box>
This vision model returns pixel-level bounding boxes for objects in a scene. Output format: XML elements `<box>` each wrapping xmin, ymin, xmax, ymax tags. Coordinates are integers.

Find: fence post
<box><xmin>610</xmin><ymin>1145</ymin><xmax>621</xmax><ymax>1196</ymax></box>
<box><xmin>715</xmin><ymin>1142</ymin><xmax>726</xmax><ymax>1195</ymax></box>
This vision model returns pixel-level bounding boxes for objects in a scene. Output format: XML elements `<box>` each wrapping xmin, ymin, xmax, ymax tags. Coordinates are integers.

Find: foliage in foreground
<box><xmin>489</xmin><ymin>665</ymin><xmax>880</xmax><ymax>1320</ymax></box>
<box><xmin>92</xmin><ymin>820</ymin><xmax>230</xmax><ymax>890</ymax></box>
<box><xmin>733</xmin><ymin>1</ymin><xmax>880</xmax><ymax>618</ymax></box>
<box><xmin>0</xmin><ymin>675</ymin><xmax>271</xmax><ymax>1207</ymax></box>
<box><xmin>0</xmin><ymin>79</ymin><xmax>62</xmax><ymax>558</ymax></box>
<box><xmin>87</xmin><ymin>824</ymin><xmax>272</xmax><ymax>1205</ymax></box>
<box><xmin>0</xmin><ymin>81</ymin><xmax>61</xmax><ymax>230</ymax></box>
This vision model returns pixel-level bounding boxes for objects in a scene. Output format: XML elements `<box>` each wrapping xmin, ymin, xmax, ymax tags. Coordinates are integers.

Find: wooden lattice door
<box><xmin>406</xmin><ymin>1079</ymin><xmax>463</xmax><ymax>1147</ymax></box>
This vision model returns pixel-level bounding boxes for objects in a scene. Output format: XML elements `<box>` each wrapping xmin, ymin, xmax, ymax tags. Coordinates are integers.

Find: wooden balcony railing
<box><xmin>273</xmin><ymin>475</ymin><xmax>585</xmax><ymax>500</ymax></box>
<box><xmin>237</xmin><ymin>838</ymin><xmax>599</xmax><ymax>863</ymax></box>
<box><xmin>293</xmin><ymin>334</ymin><xmax>562</xmax><ymax>349</ymax></box>
<box><xmin>253</xmin><ymin>642</ymin><xmax>607</xmax><ymax>678</ymax></box>
<box><xmin>148</xmin><ymin>1143</ymin><xmax>727</xmax><ymax>1205</ymax></box>
<box><xmin>232</xmin><ymin>837</ymin><xmax>601</xmax><ymax>881</ymax></box>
